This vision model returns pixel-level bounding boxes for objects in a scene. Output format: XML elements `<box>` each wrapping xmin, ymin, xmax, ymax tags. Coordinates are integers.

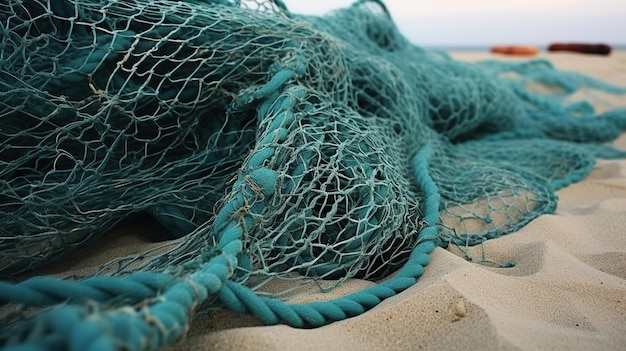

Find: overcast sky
<box><xmin>282</xmin><ymin>0</ymin><xmax>626</xmax><ymax>47</ymax></box>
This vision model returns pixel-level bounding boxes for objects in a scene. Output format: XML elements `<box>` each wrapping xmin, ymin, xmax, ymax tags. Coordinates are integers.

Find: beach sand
<box><xmin>25</xmin><ymin>52</ymin><xmax>626</xmax><ymax>351</ymax></box>
<box><xmin>164</xmin><ymin>51</ymin><xmax>626</xmax><ymax>351</ymax></box>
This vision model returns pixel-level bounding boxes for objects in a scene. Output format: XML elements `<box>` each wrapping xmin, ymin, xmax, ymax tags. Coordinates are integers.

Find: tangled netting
<box><xmin>1</xmin><ymin>0</ymin><xmax>626</xmax><ymax>349</ymax></box>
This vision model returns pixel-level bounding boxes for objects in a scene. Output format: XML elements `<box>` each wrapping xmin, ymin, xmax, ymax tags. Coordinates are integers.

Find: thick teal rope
<box><xmin>2</xmin><ymin>254</ymin><xmax>234</xmax><ymax>351</ymax></box>
<box><xmin>0</xmin><ymin>272</ymin><xmax>172</xmax><ymax>307</ymax></box>
<box><xmin>213</xmin><ymin>145</ymin><xmax>439</xmax><ymax>328</ymax></box>
<box><xmin>0</xmin><ymin>145</ymin><xmax>439</xmax><ymax>349</ymax></box>
<box><xmin>0</xmin><ymin>48</ymin><xmax>441</xmax><ymax>344</ymax></box>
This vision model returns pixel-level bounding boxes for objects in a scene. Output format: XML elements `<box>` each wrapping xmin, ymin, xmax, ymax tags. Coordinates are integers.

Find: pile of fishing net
<box><xmin>1</xmin><ymin>0</ymin><xmax>625</xmax><ymax>349</ymax></box>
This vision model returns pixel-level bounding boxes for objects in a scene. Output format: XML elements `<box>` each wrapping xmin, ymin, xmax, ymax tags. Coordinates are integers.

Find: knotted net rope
<box><xmin>1</xmin><ymin>0</ymin><xmax>625</xmax><ymax>349</ymax></box>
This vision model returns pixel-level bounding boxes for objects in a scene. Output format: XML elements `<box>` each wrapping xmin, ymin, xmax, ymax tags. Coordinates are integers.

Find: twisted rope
<box><xmin>0</xmin><ymin>60</ymin><xmax>441</xmax><ymax>348</ymax></box>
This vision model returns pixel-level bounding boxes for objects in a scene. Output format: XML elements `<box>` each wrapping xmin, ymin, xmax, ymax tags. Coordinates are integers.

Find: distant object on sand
<box><xmin>490</xmin><ymin>45</ymin><xmax>540</xmax><ymax>56</ymax></box>
<box><xmin>547</xmin><ymin>43</ymin><xmax>612</xmax><ymax>55</ymax></box>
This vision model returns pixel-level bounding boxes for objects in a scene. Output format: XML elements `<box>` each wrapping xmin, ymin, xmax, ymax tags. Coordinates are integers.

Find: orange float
<box><xmin>547</xmin><ymin>43</ymin><xmax>611</xmax><ymax>56</ymax></box>
<box><xmin>490</xmin><ymin>45</ymin><xmax>540</xmax><ymax>56</ymax></box>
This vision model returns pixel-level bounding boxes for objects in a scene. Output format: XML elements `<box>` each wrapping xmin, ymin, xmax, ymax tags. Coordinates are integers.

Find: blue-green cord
<box><xmin>1</xmin><ymin>143</ymin><xmax>441</xmax><ymax>349</ymax></box>
<box><xmin>1</xmin><ymin>143</ymin><xmax>440</xmax><ymax>346</ymax></box>
<box><xmin>212</xmin><ymin>144</ymin><xmax>439</xmax><ymax>327</ymax></box>
<box><xmin>0</xmin><ymin>272</ymin><xmax>173</xmax><ymax>307</ymax></box>
<box><xmin>206</xmin><ymin>57</ymin><xmax>440</xmax><ymax>326</ymax></box>
<box><xmin>1</xmin><ymin>55</ymin><xmax>444</xmax><ymax>345</ymax></box>
<box><xmin>2</xmin><ymin>255</ymin><xmax>235</xmax><ymax>351</ymax></box>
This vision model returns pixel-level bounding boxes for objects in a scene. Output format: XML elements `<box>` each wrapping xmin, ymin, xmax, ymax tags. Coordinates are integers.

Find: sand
<box><xmin>164</xmin><ymin>52</ymin><xmax>626</xmax><ymax>351</ymax></box>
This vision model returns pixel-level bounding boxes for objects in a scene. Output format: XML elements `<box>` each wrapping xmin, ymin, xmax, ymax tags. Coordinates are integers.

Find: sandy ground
<box><xmin>164</xmin><ymin>51</ymin><xmax>626</xmax><ymax>351</ymax></box>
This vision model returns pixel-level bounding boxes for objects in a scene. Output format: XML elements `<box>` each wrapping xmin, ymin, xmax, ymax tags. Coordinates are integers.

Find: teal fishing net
<box><xmin>1</xmin><ymin>0</ymin><xmax>626</xmax><ymax>349</ymax></box>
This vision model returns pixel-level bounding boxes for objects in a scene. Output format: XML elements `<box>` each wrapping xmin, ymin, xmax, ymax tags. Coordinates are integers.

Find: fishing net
<box><xmin>1</xmin><ymin>0</ymin><xmax>625</xmax><ymax>349</ymax></box>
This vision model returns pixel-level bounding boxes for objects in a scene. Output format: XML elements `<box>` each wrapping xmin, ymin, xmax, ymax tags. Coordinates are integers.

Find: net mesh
<box><xmin>1</xmin><ymin>0</ymin><xmax>625</xmax><ymax>349</ymax></box>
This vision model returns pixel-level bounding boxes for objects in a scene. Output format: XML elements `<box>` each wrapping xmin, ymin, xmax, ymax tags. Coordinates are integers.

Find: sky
<box><xmin>281</xmin><ymin>0</ymin><xmax>626</xmax><ymax>47</ymax></box>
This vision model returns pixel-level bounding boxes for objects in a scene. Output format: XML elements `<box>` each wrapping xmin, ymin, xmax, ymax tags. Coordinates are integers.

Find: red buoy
<box><xmin>547</xmin><ymin>43</ymin><xmax>612</xmax><ymax>56</ymax></box>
